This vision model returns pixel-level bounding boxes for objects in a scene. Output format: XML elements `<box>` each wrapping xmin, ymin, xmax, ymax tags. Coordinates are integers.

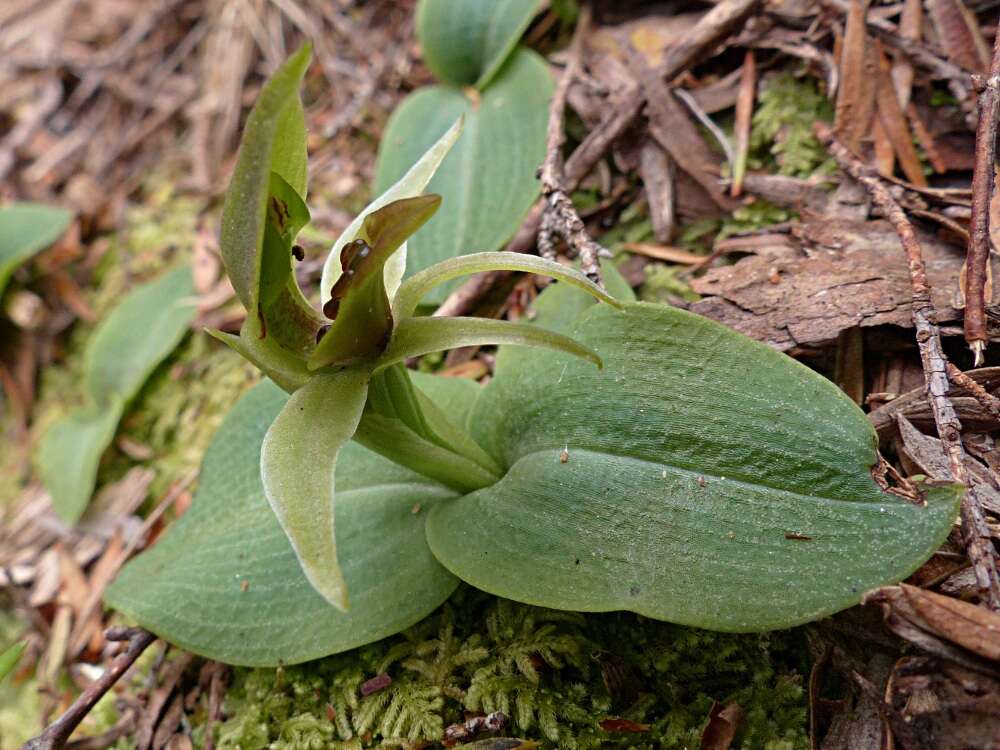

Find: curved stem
<box><xmin>355</xmin><ymin>410</ymin><xmax>499</xmax><ymax>492</ymax></box>
<box><xmin>375</xmin><ymin>316</ymin><xmax>602</xmax><ymax>371</ymax></box>
<box><xmin>392</xmin><ymin>251</ymin><xmax>623</xmax><ymax>319</ymax></box>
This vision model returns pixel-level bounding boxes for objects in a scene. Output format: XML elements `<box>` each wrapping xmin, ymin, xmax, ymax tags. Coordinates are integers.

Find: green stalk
<box><xmin>355</xmin><ymin>410</ymin><xmax>499</xmax><ymax>493</ymax></box>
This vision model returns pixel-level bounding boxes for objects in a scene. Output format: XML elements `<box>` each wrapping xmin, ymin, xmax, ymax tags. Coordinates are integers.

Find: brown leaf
<box><xmin>834</xmin><ymin>0</ymin><xmax>878</xmax><ymax>152</ymax></box>
<box><xmin>28</xmin><ymin>546</ymin><xmax>61</xmax><ymax>607</ymax></box>
<box><xmin>875</xmin><ymin>43</ymin><xmax>927</xmax><ymax>187</ymax></box>
<box><xmin>700</xmin><ymin>701</ymin><xmax>744</xmax><ymax>750</ymax></box>
<box><xmin>57</xmin><ymin>544</ymin><xmax>90</xmax><ymax>620</ymax></box>
<box><xmin>901</xmin><ymin>583</ymin><xmax>1000</xmax><ymax>661</ymax></box>
<box><xmin>730</xmin><ymin>50</ymin><xmax>755</xmax><ymax>197</ymax></box>
<box><xmin>894</xmin><ymin>414</ymin><xmax>1000</xmax><ymax>514</ymax></box>
<box><xmin>927</xmin><ymin>0</ymin><xmax>991</xmax><ymax>73</ymax></box>
<box><xmin>621</xmin><ymin>243</ymin><xmax>704</xmax><ymax>264</ymax></box>
<box><xmin>888</xmin><ymin>0</ymin><xmax>922</xmax><ymax>110</ymax></box>
<box><xmin>599</xmin><ymin>718</ymin><xmax>651</xmax><ymax>732</ymax></box>
<box><xmin>887</xmin><ymin>656</ymin><xmax>1000</xmax><ymax>750</ymax></box>
<box><xmin>626</xmin><ymin>49</ymin><xmax>737</xmax><ymax>213</ymax></box>
<box><xmin>638</xmin><ymin>140</ymin><xmax>676</xmax><ymax>242</ymax></box>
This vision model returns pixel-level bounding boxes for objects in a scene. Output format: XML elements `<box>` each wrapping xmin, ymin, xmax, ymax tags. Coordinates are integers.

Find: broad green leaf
<box><xmin>260</xmin><ymin>369</ymin><xmax>370</xmax><ymax>610</ymax></box>
<box><xmin>0</xmin><ymin>203</ymin><xmax>72</xmax><ymax>299</ymax></box>
<box><xmin>416</xmin><ymin>0</ymin><xmax>541</xmax><ymax>88</ymax></box>
<box><xmin>355</xmin><ymin>410</ymin><xmax>498</xmax><ymax>492</ymax></box>
<box><xmin>105</xmin><ymin>380</ymin><xmax>460</xmax><ymax>666</ymax></box>
<box><xmin>0</xmin><ymin>642</ymin><xmax>25</xmax><ymax>682</ymax></box>
<box><xmin>426</xmin><ymin>300</ymin><xmax>961</xmax><ymax>631</ymax></box>
<box><xmin>39</xmin><ymin>266</ymin><xmax>196</xmax><ymax>524</ymax></box>
<box><xmin>375</xmin><ymin>50</ymin><xmax>552</xmax><ymax>304</ymax></box>
<box><xmin>219</xmin><ymin>45</ymin><xmax>311</xmax><ymax>316</ymax></box>
<box><xmin>85</xmin><ymin>266</ymin><xmax>197</xmax><ymax>406</ymax></box>
<box><xmin>392</xmin><ymin>251</ymin><xmax>624</xmax><ymax>319</ymax></box>
<box><xmin>321</xmin><ymin>118</ymin><xmax>463</xmax><ymax>309</ymax></box>
<box><xmin>37</xmin><ymin>403</ymin><xmax>122</xmax><ymax>524</ymax></box>
<box><xmin>377</xmin><ymin>316</ymin><xmax>603</xmax><ymax>371</ymax></box>
<box><xmin>310</xmin><ymin>196</ymin><xmax>441</xmax><ymax>370</ymax></box>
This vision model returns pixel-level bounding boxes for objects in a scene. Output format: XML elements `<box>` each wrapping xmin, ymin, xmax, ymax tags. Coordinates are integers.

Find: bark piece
<box><xmin>690</xmin><ymin>219</ymin><xmax>966</xmax><ymax>351</ymax></box>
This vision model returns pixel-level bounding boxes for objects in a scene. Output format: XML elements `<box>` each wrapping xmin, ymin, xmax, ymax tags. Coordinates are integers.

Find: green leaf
<box><xmin>260</xmin><ymin>369</ymin><xmax>370</xmax><ymax>610</ymax></box>
<box><xmin>219</xmin><ymin>45</ymin><xmax>312</xmax><ymax>322</ymax></box>
<box><xmin>37</xmin><ymin>403</ymin><xmax>122</xmax><ymax>525</ymax></box>
<box><xmin>416</xmin><ymin>0</ymin><xmax>540</xmax><ymax>88</ymax></box>
<box><xmin>426</xmin><ymin>300</ymin><xmax>961</xmax><ymax>631</ymax></box>
<box><xmin>0</xmin><ymin>642</ymin><xmax>25</xmax><ymax>682</ymax></box>
<box><xmin>38</xmin><ymin>266</ymin><xmax>196</xmax><ymax>524</ymax></box>
<box><xmin>377</xmin><ymin>316</ymin><xmax>603</xmax><ymax>371</ymax></box>
<box><xmin>392</xmin><ymin>251</ymin><xmax>624</xmax><ymax>320</ymax></box>
<box><xmin>375</xmin><ymin>49</ymin><xmax>552</xmax><ymax>304</ymax></box>
<box><xmin>259</xmin><ymin>172</ymin><xmax>310</xmax><ymax>309</ymax></box>
<box><xmin>0</xmin><ymin>202</ymin><xmax>72</xmax><ymax>299</ymax></box>
<box><xmin>84</xmin><ymin>265</ymin><xmax>197</xmax><ymax>406</ymax></box>
<box><xmin>321</xmin><ymin>118</ymin><xmax>463</xmax><ymax>309</ymax></box>
<box><xmin>310</xmin><ymin>196</ymin><xmax>441</xmax><ymax>370</ymax></box>
<box><xmin>105</xmin><ymin>380</ymin><xmax>460</xmax><ymax>666</ymax></box>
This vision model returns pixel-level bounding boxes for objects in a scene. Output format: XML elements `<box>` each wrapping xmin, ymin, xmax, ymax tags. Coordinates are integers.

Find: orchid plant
<box><xmin>107</xmin><ymin>47</ymin><xmax>959</xmax><ymax>667</ymax></box>
<box><xmin>208</xmin><ymin>46</ymin><xmax>618</xmax><ymax>610</ymax></box>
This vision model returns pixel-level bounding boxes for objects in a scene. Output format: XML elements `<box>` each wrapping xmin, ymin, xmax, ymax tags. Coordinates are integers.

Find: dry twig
<box><xmin>817</xmin><ymin>122</ymin><xmax>1000</xmax><ymax>611</ymax></box>
<box><xmin>21</xmin><ymin>628</ymin><xmax>156</xmax><ymax>750</ymax></box>
<box><xmin>964</xmin><ymin>18</ymin><xmax>1000</xmax><ymax>364</ymax></box>
<box><xmin>945</xmin><ymin>363</ymin><xmax>1000</xmax><ymax>421</ymax></box>
<box><xmin>538</xmin><ymin>5</ymin><xmax>606</xmax><ymax>285</ymax></box>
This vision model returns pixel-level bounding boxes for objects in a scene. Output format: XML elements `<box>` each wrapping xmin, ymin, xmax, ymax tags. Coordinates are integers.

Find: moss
<box><xmin>215</xmin><ymin>588</ymin><xmax>808</xmax><ymax>749</ymax></box>
<box><xmin>639</xmin><ymin>265</ymin><xmax>699</xmax><ymax>305</ymax></box>
<box><xmin>749</xmin><ymin>72</ymin><xmax>835</xmax><ymax>179</ymax></box>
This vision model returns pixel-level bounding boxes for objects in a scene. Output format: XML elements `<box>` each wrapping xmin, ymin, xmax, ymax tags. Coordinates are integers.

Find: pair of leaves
<box><xmin>107</xmin><ymin>274</ymin><xmax>959</xmax><ymax>665</ymax></box>
<box><xmin>416</xmin><ymin>0</ymin><xmax>541</xmax><ymax>88</ymax></box>
<box><xmin>38</xmin><ymin>266</ymin><xmax>196</xmax><ymax>523</ymax></box>
<box><xmin>0</xmin><ymin>202</ymin><xmax>72</xmax><ymax>299</ymax></box>
<box><xmin>374</xmin><ymin>2</ymin><xmax>552</xmax><ymax>304</ymax></box>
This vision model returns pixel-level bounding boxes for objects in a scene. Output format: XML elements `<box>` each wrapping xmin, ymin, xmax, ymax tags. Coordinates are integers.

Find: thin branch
<box><xmin>817</xmin><ymin>122</ymin><xmax>1000</xmax><ymax>612</ymax></box>
<box><xmin>965</xmin><ymin>18</ymin><xmax>1000</xmax><ymax>364</ymax></box>
<box><xmin>945</xmin><ymin>363</ymin><xmax>1000</xmax><ymax>421</ymax></box>
<box><xmin>538</xmin><ymin>4</ymin><xmax>605</xmax><ymax>285</ymax></box>
<box><xmin>21</xmin><ymin>628</ymin><xmax>157</xmax><ymax>750</ymax></box>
